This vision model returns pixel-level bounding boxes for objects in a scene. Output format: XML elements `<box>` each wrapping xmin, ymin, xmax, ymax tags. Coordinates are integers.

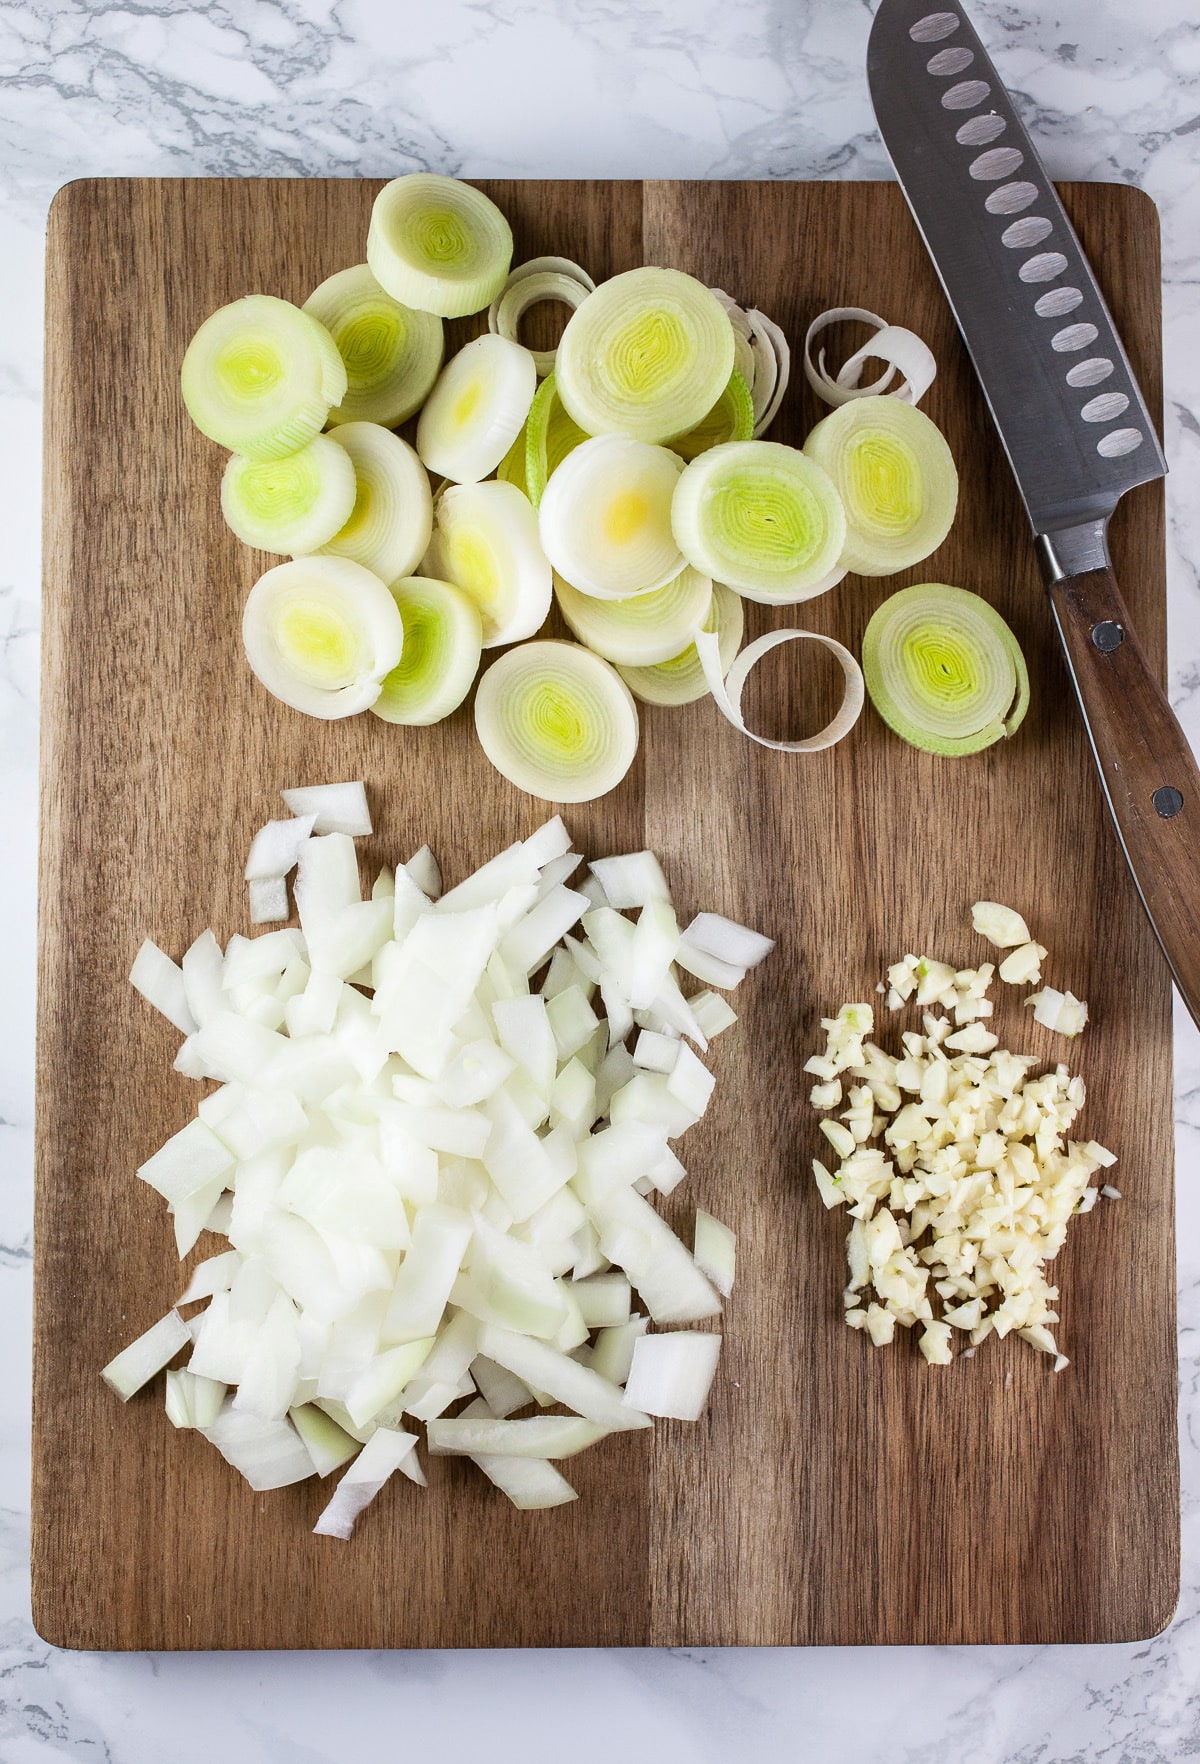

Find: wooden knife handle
<box><xmin>1047</xmin><ymin>562</ymin><xmax>1200</xmax><ymax>1027</ymax></box>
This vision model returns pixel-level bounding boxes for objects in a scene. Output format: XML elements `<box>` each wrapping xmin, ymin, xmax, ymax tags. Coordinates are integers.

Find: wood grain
<box><xmin>35</xmin><ymin>178</ymin><xmax>1178</xmax><ymax>1651</ymax></box>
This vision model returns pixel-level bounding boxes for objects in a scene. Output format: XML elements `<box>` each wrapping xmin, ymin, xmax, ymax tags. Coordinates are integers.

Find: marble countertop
<box><xmin>3</xmin><ymin>0</ymin><xmax>1199</xmax><ymax>1756</ymax></box>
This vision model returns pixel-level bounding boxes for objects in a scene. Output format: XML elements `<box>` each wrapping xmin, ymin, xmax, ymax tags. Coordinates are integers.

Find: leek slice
<box><xmin>711</xmin><ymin>292</ymin><xmax>792</xmax><ymax>436</ymax></box>
<box><xmin>488</xmin><ymin>256</ymin><xmax>596</xmax><ymax>377</ymax></box>
<box><xmin>616</xmin><ymin>582</ymin><xmax>743</xmax><ymax>707</ymax></box>
<box><xmin>303</xmin><ymin>263</ymin><xmax>444</xmax><ymax>427</ymax></box>
<box><xmin>523</xmin><ymin>371</ymin><xmax>589</xmax><ymax>508</ymax></box>
<box><xmin>695</xmin><ymin>625</ymin><xmax>865</xmax><ymax>753</ymax></box>
<box><xmin>317</xmin><ymin>422</ymin><xmax>433</xmax><ymax>583</ymax></box>
<box><xmin>242</xmin><ymin>556</ymin><xmax>404</xmax><ymax>719</ymax></box>
<box><xmin>496</xmin><ymin>426</ymin><xmax>530</xmax><ymax>497</ymax></box>
<box><xmin>221</xmin><ymin>433</ymin><xmax>357</xmax><ymax>557</ymax></box>
<box><xmin>372</xmin><ymin>575</ymin><xmax>483</xmax><ymax>726</ymax></box>
<box><xmin>367</xmin><ymin>174</ymin><xmax>513</xmax><ymax>319</ymax></box>
<box><xmin>425</xmin><ymin>479</ymin><xmax>552</xmax><ymax>648</ymax></box>
<box><xmin>861</xmin><ymin>582</ymin><xmax>1029</xmax><ymax>756</ymax></box>
<box><xmin>671</xmin><ymin>440</ymin><xmax>846</xmax><ymax>604</ymax></box>
<box><xmin>181</xmin><ymin>294</ymin><xmax>346</xmax><ymax>460</ymax></box>
<box><xmin>803</xmin><ymin>306</ymin><xmax>936</xmax><ymax>409</ymax></box>
<box><xmin>475</xmin><ymin>640</ymin><xmax>639</xmax><ymax>802</ymax></box>
<box><xmin>538</xmin><ymin>435</ymin><xmax>684</xmax><ymax>600</ymax></box>
<box><xmin>555</xmin><ymin>564</ymin><xmax>712</xmax><ymax>666</ymax></box>
<box><xmin>803</xmin><ymin>398</ymin><xmax>958</xmax><ymax>578</ymax></box>
<box><xmin>416</xmin><ymin>334</ymin><xmax>537</xmax><ymax>485</ymax></box>
<box><xmin>555</xmin><ymin>267</ymin><xmax>735</xmax><ymax>445</ymax></box>
<box><xmin>669</xmin><ymin>370</ymin><xmax>755</xmax><ymax>463</ymax></box>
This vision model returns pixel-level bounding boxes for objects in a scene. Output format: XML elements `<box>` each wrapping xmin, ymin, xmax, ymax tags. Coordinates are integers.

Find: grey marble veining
<box><xmin>2</xmin><ymin>1</ymin><xmax>1199</xmax><ymax>1757</ymax></box>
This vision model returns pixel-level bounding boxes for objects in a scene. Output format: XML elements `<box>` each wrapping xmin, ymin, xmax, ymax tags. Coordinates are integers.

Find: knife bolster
<box><xmin>1036</xmin><ymin>516</ymin><xmax>1111</xmax><ymax>583</ymax></box>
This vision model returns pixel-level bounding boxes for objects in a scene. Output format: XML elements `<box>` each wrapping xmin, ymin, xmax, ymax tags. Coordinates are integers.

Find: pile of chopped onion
<box><xmin>108</xmin><ymin>789</ymin><xmax>774</xmax><ymax>1529</ymax></box>
<box><xmin>805</xmin><ymin>901</ymin><xmax>1104</xmax><ymax>1369</ymax></box>
<box><xmin>180</xmin><ymin>174</ymin><xmax>976</xmax><ymax>799</ymax></box>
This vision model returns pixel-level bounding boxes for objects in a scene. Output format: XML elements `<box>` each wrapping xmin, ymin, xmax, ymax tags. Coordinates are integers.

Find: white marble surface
<box><xmin>2</xmin><ymin>0</ymin><xmax>1199</xmax><ymax>1756</ymax></box>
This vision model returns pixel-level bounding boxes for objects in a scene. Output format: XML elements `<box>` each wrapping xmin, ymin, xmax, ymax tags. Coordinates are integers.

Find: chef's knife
<box><xmin>868</xmin><ymin>0</ymin><xmax>1200</xmax><ymax>1028</ymax></box>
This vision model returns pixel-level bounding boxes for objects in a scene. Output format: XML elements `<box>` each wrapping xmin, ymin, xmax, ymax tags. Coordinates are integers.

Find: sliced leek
<box><xmin>475</xmin><ymin>640</ymin><xmax>639</xmax><ymax>802</ymax></box>
<box><xmin>803</xmin><ymin>306</ymin><xmax>937</xmax><ymax>409</ymax></box>
<box><xmin>669</xmin><ymin>370</ymin><xmax>755</xmax><ymax>463</ymax></box>
<box><xmin>555</xmin><ymin>267</ymin><xmax>735</xmax><ymax>445</ymax></box>
<box><xmin>488</xmin><ymin>256</ymin><xmax>595</xmax><ymax>377</ymax></box>
<box><xmin>616</xmin><ymin>582</ymin><xmax>743</xmax><ymax>707</ymax></box>
<box><xmin>555</xmin><ymin>565</ymin><xmax>712</xmax><ymax>667</ymax></box>
<box><xmin>367</xmin><ymin>174</ymin><xmax>513</xmax><ymax>319</ymax></box>
<box><xmin>696</xmin><ymin>626</ymin><xmax>865</xmax><ymax>753</ymax></box>
<box><xmin>242</xmin><ymin>556</ymin><xmax>404</xmax><ymax>719</ymax></box>
<box><xmin>372</xmin><ymin>575</ymin><xmax>483</xmax><ymax>726</ymax></box>
<box><xmin>416</xmin><ymin>334</ymin><xmax>537</xmax><ymax>485</ymax></box>
<box><xmin>711</xmin><ymin>292</ymin><xmax>791</xmax><ymax>436</ymax></box>
<box><xmin>538</xmin><ymin>435</ymin><xmax>684</xmax><ymax>600</ymax></box>
<box><xmin>180</xmin><ymin>295</ymin><xmax>346</xmax><ymax>460</ymax></box>
<box><xmin>303</xmin><ymin>263</ymin><xmax>444</xmax><ymax>427</ymax></box>
<box><xmin>671</xmin><ymin>440</ymin><xmax>846</xmax><ymax>604</ymax></box>
<box><xmin>524</xmin><ymin>371</ymin><xmax>588</xmax><ymax>508</ymax></box>
<box><xmin>318</xmin><ymin>422</ymin><xmax>433</xmax><ymax>583</ymax></box>
<box><xmin>496</xmin><ymin>426</ymin><xmax>530</xmax><ymax>496</ymax></box>
<box><xmin>425</xmin><ymin>479</ymin><xmax>552</xmax><ymax>648</ymax></box>
<box><xmin>803</xmin><ymin>398</ymin><xmax>958</xmax><ymax>577</ymax></box>
<box><xmin>220</xmin><ymin>433</ymin><xmax>357</xmax><ymax>557</ymax></box>
<box><xmin>861</xmin><ymin>582</ymin><xmax>1029</xmax><ymax>756</ymax></box>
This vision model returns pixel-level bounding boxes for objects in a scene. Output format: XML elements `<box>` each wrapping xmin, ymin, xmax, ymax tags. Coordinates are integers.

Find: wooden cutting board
<box><xmin>34</xmin><ymin>177</ymin><xmax>1178</xmax><ymax>1650</ymax></box>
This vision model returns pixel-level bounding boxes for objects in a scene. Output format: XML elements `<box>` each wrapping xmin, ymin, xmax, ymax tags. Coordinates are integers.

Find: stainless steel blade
<box><xmin>867</xmin><ymin>0</ymin><xmax>1166</xmax><ymax>536</ymax></box>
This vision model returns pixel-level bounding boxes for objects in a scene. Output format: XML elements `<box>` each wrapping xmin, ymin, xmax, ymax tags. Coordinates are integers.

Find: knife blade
<box><xmin>868</xmin><ymin>0</ymin><xmax>1200</xmax><ymax>1030</ymax></box>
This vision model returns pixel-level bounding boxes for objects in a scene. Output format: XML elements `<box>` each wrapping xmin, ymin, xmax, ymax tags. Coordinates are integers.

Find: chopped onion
<box><xmin>245</xmin><ymin>814</ymin><xmax>316</xmax><ymax>881</ymax></box>
<box><xmin>102</xmin><ymin>1309</ymin><xmax>191</xmax><ymax>1400</ymax></box>
<box><xmin>693</xmin><ymin>1211</ymin><xmax>736</xmax><ymax>1298</ymax></box>
<box><xmin>313</xmin><ymin>1427</ymin><xmax>422</xmax><ymax>1537</ymax></box>
<box><xmin>129</xmin><ymin>940</ymin><xmax>196</xmax><ymax>1036</ymax></box>
<box><xmin>622</xmin><ymin>1330</ymin><xmax>721</xmax><ymax>1420</ymax></box>
<box><xmin>280</xmin><ymin>781</ymin><xmax>373</xmax><ymax>837</ymax></box>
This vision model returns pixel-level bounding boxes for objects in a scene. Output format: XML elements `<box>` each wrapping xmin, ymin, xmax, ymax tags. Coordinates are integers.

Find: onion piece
<box><xmin>101</xmin><ymin>1309</ymin><xmax>192</xmax><ymax>1400</ymax></box>
<box><xmin>313</xmin><ymin>1426</ymin><xmax>422</xmax><ymax>1537</ymax></box>
<box><xmin>695</xmin><ymin>625</ymin><xmax>865</xmax><ymax>754</ymax></box>
<box><xmin>803</xmin><ymin>306</ymin><xmax>937</xmax><ymax>409</ymax></box>
<box><xmin>304</xmin><ymin>262</ymin><xmax>444</xmax><ymax>428</ymax></box>
<box><xmin>242</xmin><ymin>556</ymin><xmax>404</xmax><ymax>721</ymax></box>
<box><xmin>417</xmin><ymin>334</ymin><xmax>537</xmax><ymax>485</ymax></box>
<box><xmin>474</xmin><ymin>640</ymin><xmax>639</xmax><ymax>804</ymax></box>
<box><xmin>622</xmin><ymin>1330</ymin><xmax>722</xmax><ymax>1420</ymax></box>
<box><xmin>280</xmin><ymin>782</ymin><xmax>372</xmax><ymax>837</ymax></box>
<box><xmin>130</xmin><ymin>940</ymin><xmax>196</xmax><ymax>1036</ymax></box>
<box><xmin>245</xmin><ymin>814</ymin><xmax>316</xmax><ymax>881</ymax></box>
<box><xmin>202</xmin><ymin>1403</ymin><xmax>317</xmax><ymax>1490</ymax></box>
<box><xmin>672</xmin><ymin>441</ymin><xmax>845</xmax><ymax>605</ymax></box>
<box><xmin>427</xmin><ymin>1414</ymin><xmax>608</xmax><ymax>1458</ymax></box>
<box><xmin>367</xmin><ymin>174</ymin><xmax>513</xmax><ymax>319</ymax></box>
<box><xmin>288</xmin><ymin>1400</ymin><xmax>360</xmax><ymax>1475</ymax></box>
<box><xmin>470</xmin><ymin>1452</ymin><xmax>578</xmax><ymax>1510</ymax></box>
<box><xmin>693</xmin><ymin>1211</ymin><xmax>736</xmax><ymax>1298</ymax></box>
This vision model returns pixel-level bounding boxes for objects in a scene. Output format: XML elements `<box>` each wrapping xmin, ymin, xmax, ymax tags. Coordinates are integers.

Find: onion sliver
<box><xmin>317</xmin><ymin>423</ymin><xmax>433</xmax><ymax>583</ymax></box>
<box><xmin>180</xmin><ymin>294</ymin><xmax>346</xmax><ymax>461</ymax></box>
<box><xmin>372</xmin><ymin>575</ymin><xmax>483</xmax><ymax>726</ymax></box>
<box><xmin>475</xmin><ymin>640</ymin><xmax>639</xmax><ymax>802</ymax></box>
<box><xmin>616</xmin><ymin>582</ymin><xmax>743</xmax><ymax>707</ymax></box>
<box><xmin>861</xmin><ymin>582</ymin><xmax>1029</xmax><ymax>756</ymax></box>
<box><xmin>417</xmin><ymin>334</ymin><xmax>537</xmax><ymax>485</ymax></box>
<box><xmin>367</xmin><ymin>174</ymin><xmax>513</xmax><ymax>319</ymax></box>
<box><xmin>803</xmin><ymin>397</ymin><xmax>957</xmax><ymax>578</ymax></box>
<box><xmin>221</xmin><ymin>434</ymin><xmax>357</xmax><ymax>557</ymax></box>
<box><xmin>696</xmin><ymin>625</ymin><xmax>865</xmax><ymax>753</ymax></box>
<box><xmin>488</xmin><ymin>256</ymin><xmax>595</xmax><ymax>377</ymax></box>
<box><xmin>524</xmin><ymin>371</ymin><xmax>589</xmax><ymax>508</ymax></box>
<box><xmin>672</xmin><ymin>440</ymin><xmax>846</xmax><ymax>604</ymax></box>
<box><xmin>425</xmin><ymin>479</ymin><xmax>552</xmax><ymax>648</ymax></box>
<box><xmin>555</xmin><ymin>565</ymin><xmax>712</xmax><ymax>667</ymax></box>
<box><xmin>669</xmin><ymin>370</ymin><xmax>755</xmax><ymax>463</ymax></box>
<box><xmin>539</xmin><ymin>435</ymin><xmax>684</xmax><ymax>600</ymax></box>
<box><xmin>242</xmin><ymin>556</ymin><xmax>404</xmax><ymax>719</ymax></box>
<box><xmin>303</xmin><ymin>263</ymin><xmax>444</xmax><ymax>428</ymax></box>
<box><xmin>803</xmin><ymin>305</ymin><xmax>937</xmax><ymax>409</ymax></box>
<box><xmin>555</xmin><ymin>267</ymin><xmax>735</xmax><ymax>445</ymax></box>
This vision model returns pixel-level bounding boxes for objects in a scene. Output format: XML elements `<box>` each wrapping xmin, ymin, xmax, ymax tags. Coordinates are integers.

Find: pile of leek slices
<box><xmin>107</xmin><ymin>794</ymin><xmax>773</xmax><ymax>1522</ymax></box>
<box><xmin>180</xmin><ymin>172</ymin><xmax>1015</xmax><ymax>801</ymax></box>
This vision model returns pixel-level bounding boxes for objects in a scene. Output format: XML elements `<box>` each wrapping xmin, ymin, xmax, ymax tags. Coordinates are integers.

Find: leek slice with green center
<box><xmin>317</xmin><ymin>422</ymin><xmax>433</xmax><ymax>583</ymax></box>
<box><xmin>861</xmin><ymin>582</ymin><xmax>1029</xmax><ymax>756</ymax></box>
<box><xmin>616</xmin><ymin>583</ymin><xmax>744</xmax><ymax>707</ymax></box>
<box><xmin>425</xmin><ymin>479</ymin><xmax>552</xmax><ymax>648</ymax></box>
<box><xmin>475</xmin><ymin>640</ymin><xmax>639</xmax><ymax>802</ymax></box>
<box><xmin>671</xmin><ymin>440</ymin><xmax>846</xmax><ymax>604</ymax></box>
<box><xmin>524</xmin><ymin>371</ymin><xmax>589</xmax><ymax>508</ymax></box>
<box><xmin>538</xmin><ymin>435</ymin><xmax>684</xmax><ymax>601</ymax></box>
<box><xmin>303</xmin><ymin>263</ymin><xmax>444</xmax><ymax>427</ymax></box>
<box><xmin>803</xmin><ymin>398</ymin><xmax>957</xmax><ymax>577</ymax></box>
<box><xmin>555</xmin><ymin>267</ymin><xmax>735</xmax><ymax>445</ymax></box>
<box><xmin>181</xmin><ymin>294</ymin><xmax>346</xmax><ymax>460</ymax></box>
<box><xmin>372</xmin><ymin>575</ymin><xmax>483</xmax><ymax>726</ymax></box>
<box><xmin>242</xmin><ymin>556</ymin><xmax>404</xmax><ymax>719</ymax></box>
<box><xmin>367</xmin><ymin>174</ymin><xmax>513</xmax><ymax>319</ymax></box>
<box><xmin>555</xmin><ymin>565</ymin><xmax>713</xmax><ymax>667</ymax></box>
<box><xmin>221</xmin><ymin>433</ymin><xmax>357</xmax><ymax>557</ymax></box>
<box><xmin>416</xmin><ymin>334</ymin><xmax>537</xmax><ymax>485</ymax></box>
<box><xmin>669</xmin><ymin>370</ymin><xmax>755</xmax><ymax>463</ymax></box>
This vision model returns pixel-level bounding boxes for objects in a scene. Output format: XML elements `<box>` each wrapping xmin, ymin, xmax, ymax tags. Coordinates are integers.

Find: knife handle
<box><xmin>1044</xmin><ymin>559</ymin><xmax>1200</xmax><ymax>1027</ymax></box>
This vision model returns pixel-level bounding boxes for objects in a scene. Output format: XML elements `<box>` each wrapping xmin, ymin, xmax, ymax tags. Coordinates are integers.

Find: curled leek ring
<box><xmin>803</xmin><ymin>306</ymin><xmax>937</xmax><ymax>409</ymax></box>
<box><xmin>488</xmin><ymin>256</ymin><xmax>596</xmax><ymax>377</ymax></box>
<box><xmin>696</xmin><ymin>626</ymin><xmax>865</xmax><ymax>753</ymax></box>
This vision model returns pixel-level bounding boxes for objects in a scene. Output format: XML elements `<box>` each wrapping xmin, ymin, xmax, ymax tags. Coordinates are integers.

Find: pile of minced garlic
<box><xmin>806</xmin><ymin>901</ymin><xmax>1116</xmax><ymax>1369</ymax></box>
